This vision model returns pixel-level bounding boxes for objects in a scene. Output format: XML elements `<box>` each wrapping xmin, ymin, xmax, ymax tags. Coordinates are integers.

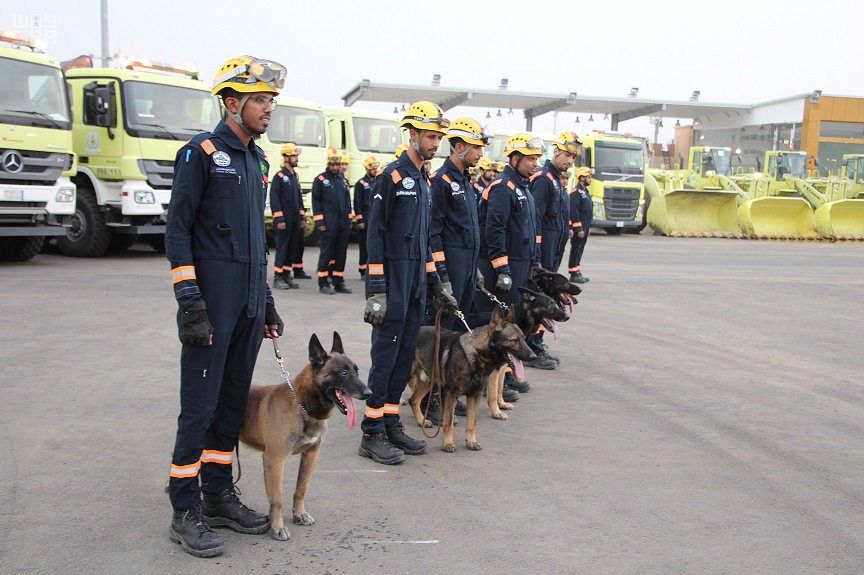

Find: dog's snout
<box><xmin>360</xmin><ymin>386</ymin><xmax>372</xmax><ymax>400</ymax></box>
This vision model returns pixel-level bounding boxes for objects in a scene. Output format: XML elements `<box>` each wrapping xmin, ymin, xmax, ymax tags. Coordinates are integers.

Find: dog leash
<box><xmin>477</xmin><ymin>284</ymin><xmax>509</xmax><ymax>312</ymax></box>
<box><xmin>272</xmin><ymin>337</ymin><xmax>308</xmax><ymax>416</ymax></box>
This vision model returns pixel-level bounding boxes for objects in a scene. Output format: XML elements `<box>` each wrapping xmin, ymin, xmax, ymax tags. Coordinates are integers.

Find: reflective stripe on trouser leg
<box><xmin>317</xmin><ymin>232</ymin><xmax>334</xmax><ymax>286</ymax></box>
<box><xmin>332</xmin><ymin>220</ymin><xmax>350</xmax><ymax>280</ymax></box>
<box><xmin>200</xmin><ymin>310</ymin><xmax>264</xmax><ymax>495</ymax></box>
<box><xmin>273</xmin><ymin>228</ymin><xmax>292</xmax><ymax>273</ymax></box>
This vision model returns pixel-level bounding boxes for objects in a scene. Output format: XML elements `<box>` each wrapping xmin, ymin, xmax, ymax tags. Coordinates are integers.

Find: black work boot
<box><xmin>502</xmin><ymin>384</ymin><xmax>520</xmax><ymax>402</ymax></box>
<box><xmin>273</xmin><ymin>274</ymin><xmax>291</xmax><ymax>290</ymax></box>
<box><xmin>386</xmin><ymin>422</ymin><xmax>427</xmax><ymax>455</ymax></box>
<box><xmin>570</xmin><ymin>271</ymin><xmax>589</xmax><ymax>284</ymax></box>
<box><xmin>293</xmin><ymin>269</ymin><xmax>311</xmax><ymax>279</ymax></box>
<box><xmin>169</xmin><ymin>506</ymin><xmax>225</xmax><ymax>558</ymax></box>
<box><xmin>541</xmin><ymin>345</ymin><xmax>560</xmax><ymax>365</ymax></box>
<box><xmin>525</xmin><ymin>349</ymin><xmax>557</xmax><ymax>370</ymax></box>
<box><xmin>202</xmin><ymin>488</ymin><xmax>270</xmax><ymax>535</ymax></box>
<box><xmin>285</xmin><ymin>273</ymin><xmax>299</xmax><ymax>289</ymax></box>
<box><xmin>420</xmin><ymin>391</ymin><xmax>442</xmax><ymax>426</ymax></box>
<box><xmin>358</xmin><ymin>432</ymin><xmax>405</xmax><ymax>465</ymax></box>
<box><xmin>505</xmin><ymin>371</ymin><xmax>531</xmax><ymax>393</ymax></box>
<box><xmin>333</xmin><ymin>281</ymin><xmax>353</xmax><ymax>294</ymax></box>
<box><xmin>319</xmin><ymin>281</ymin><xmax>335</xmax><ymax>295</ymax></box>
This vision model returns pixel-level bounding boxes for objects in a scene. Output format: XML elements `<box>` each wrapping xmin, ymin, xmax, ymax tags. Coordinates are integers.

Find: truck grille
<box><xmin>0</xmin><ymin>149</ymin><xmax>69</xmax><ymax>186</ymax></box>
<box><xmin>139</xmin><ymin>159</ymin><xmax>175</xmax><ymax>190</ymax></box>
<box><xmin>603</xmin><ymin>187</ymin><xmax>639</xmax><ymax>221</ymax></box>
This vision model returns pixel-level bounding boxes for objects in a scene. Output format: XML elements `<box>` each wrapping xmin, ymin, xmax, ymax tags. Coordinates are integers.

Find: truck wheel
<box><xmin>0</xmin><ymin>236</ymin><xmax>45</xmax><ymax>261</ymax></box>
<box><xmin>59</xmin><ymin>188</ymin><xmax>111</xmax><ymax>257</ymax></box>
<box><xmin>144</xmin><ymin>234</ymin><xmax>166</xmax><ymax>253</ymax></box>
<box><xmin>605</xmin><ymin>227</ymin><xmax>624</xmax><ymax>235</ymax></box>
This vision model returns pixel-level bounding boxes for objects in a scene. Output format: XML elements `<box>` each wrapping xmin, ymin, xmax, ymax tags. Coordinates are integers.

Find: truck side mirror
<box><xmin>83</xmin><ymin>81</ymin><xmax>116</xmax><ymax>129</ymax></box>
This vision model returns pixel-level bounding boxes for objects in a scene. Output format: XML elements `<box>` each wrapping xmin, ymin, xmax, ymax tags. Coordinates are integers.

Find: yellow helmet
<box><xmin>340</xmin><ymin>154</ymin><xmax>351</xmax><ymax>164</ymax></box>
<box><xmin>553</xmin><ymin>131</ymin><xmax>583</xmax><ymax>155</ymax></box>
<box><xmin>363</xmin><ymin>155</ymin><xmax>380</xmax><ymax>171</ymax></box>
<box><xmin>503</xmin><ymin>133</ymin><xmax>546</xmax><ymax>157</ymax></box>
<box><xmin>211</xmin><ymin>55</ymin><xmax>286</xmax><ymax>96</ymax></box>
<box><xmin>574</xmin><ymin>166</ymin><xmax>592</xmax><ymax>179</ymax></box>
<box><xmin>476</xmin><ymin>157</ymin><xmax>495</xmax><ymax>171</ymax></box>
<box><xmin>445</xmin><ymin>117</ymin><xmax>493</xmax><ymax>146</ymax></box>
<box><xmin>280</xmin><ymin>143</ymin><xmax>301</xmax><ymax>157</ymax></box>
<box><xmin>327</xmin><ymin>147</ymin><xmax>342</xmax><ymax>163</ymax></box>
<box><xmin>394</xmin><ymin>144</ymin><xmax>408</xmax><ymax>160</ymax></box>
<box><xmin>495</xmin><ymin>161</ymin><xmax>506</xmax><ymax>173</ymax></box>
<box><xmin>401</xmin><ymin>101</ymin><xmax>450</xmax><ymax>134</ymax></box>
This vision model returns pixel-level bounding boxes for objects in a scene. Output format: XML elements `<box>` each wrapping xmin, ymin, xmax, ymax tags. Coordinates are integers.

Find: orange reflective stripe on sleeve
<box><xmin>572</xmin><ymin>221</ymin><xmax>583</xmax><ymax>228</ymax></box>
<box><xmin>272</xmin><ymin>210</ymin><xmax>284</xmax><ymax>218</ymax></box>
<box><xmin>425</xmin><ymin>261</ymin><xmax>436</xmax><ymax>273</ymax></box>
<box><xmin>383</xmin><ymin>403</ymin><xmax>400</xmax><ymax>415</ymax></box>
<box><xmin>200</xmin><ymin>139</ymin><xmax>217</xmax><ymax>156</ymax></box>
<box><xmin>299</xmin><ymin>209</ymin><xmax>306</xmax><ymax>216</ymax></box>
<box><xmin>368</xmin><ymin>263</ymin><xmax>384</xmax><ymax>276</ymax></box>
<box><xmin>441</xmin><ymin>173</ymin><xmax>452</xmax><ymax>184</ymax></box>
<box><xmin>432</xmin><ymin>251</ymin><xmax>446</xmax><ymax>262</ymax></box>
<box><xmin>171</xmin><ymin>265</ymin><xmax>196</xmax><ymax>284</ymax></box>
<box><xmin>313</xmin><ymin>214</ymin><xmax>324</xmax><ymax>221</ymax></box>
<box><xmin>535</xmin><ymin>235</ymin><xmax>542</xmax><ymax>244</ymax></box>
<box><xmin>169</xmin><ymin>460</ymin><xmax>201</xmax><ymax>478</ymax></box>
<box><xmin>365</xmin><ymin>405</ymin><xmax>385</xmax><ymax>418</ymax></box>
<box><xmin>491</xmin><ymin>256</ymin><xmax>509</xmax><ymax>269</ymax></box>
<box><xmin>355</xmin><ymin>214</ymin><xmax>363</xmax><ymax>220</ymax></box>
<box><xmin>200</xmin><ymin>450</ymin><xmax>233</xmax><ymax>464</ymax></box>
<box><xmin>506</xmin><ymin>181</ymin><xmax>515</xmax><ymax>190</ymax></box>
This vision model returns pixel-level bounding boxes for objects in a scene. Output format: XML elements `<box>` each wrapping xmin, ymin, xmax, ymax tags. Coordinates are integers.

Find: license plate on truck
<box><xmin>3</xmin><ymin>189</ymin><xmax>24</xmax><ymax>201</ymax></box>
<box><xmin>616</xmin><ymin>221</ymin><xmax>624</xmax><ymax>227</ymax></box>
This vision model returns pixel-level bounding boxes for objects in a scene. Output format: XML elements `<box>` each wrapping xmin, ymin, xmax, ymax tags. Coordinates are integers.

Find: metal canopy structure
<box><xmin>342</xmin><ymin>80</ymin><xmax>753</xmax><ymax>131</ymax></box>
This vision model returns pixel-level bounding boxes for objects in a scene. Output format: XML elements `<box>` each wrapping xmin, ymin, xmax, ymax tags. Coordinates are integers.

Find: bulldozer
<box><xmin>734</xmin><ymin>151</ymin><xmax>864</xmax><ymax>240</ymax></box>
<box><xmin>805</xmin><ymin>154</ymin><xmax>864</xmax><ymax>239</ymax></box>
<box><xmin>644</xmin><ymin>146</ymin><xmax>744</xmax><ymax>237</ymax></box>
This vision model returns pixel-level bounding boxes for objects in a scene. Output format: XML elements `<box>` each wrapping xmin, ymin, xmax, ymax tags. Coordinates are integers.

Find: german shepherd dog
<box><xmin>239</xmin><ymin>332</ymin><xmax>371</xmax><ymax>541</ymax></box>
<box><xmin>407</xmin><ymin>306</ymin><xmax>536</xmax><ymax>451</ymax></box>
<box><xmin>532</xmin><ymin>270</ymin><xmax>582</xmax><ymax>317</ymax></box>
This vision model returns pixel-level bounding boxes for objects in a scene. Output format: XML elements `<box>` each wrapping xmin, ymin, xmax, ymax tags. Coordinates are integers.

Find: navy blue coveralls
<box><xmin>353</xmin><ymin>173</ymin><xmax>376</xmax><ymax>275</ymax></box>
<box><xmin>269</xmin><ymin>166</ymin><xmax>303</xmax><ymax>278</ymax></box>
<box><xmin>531</xmin><ymin>160</ymin><xmax>569</xmax><ymax>272</ymax></box>
<box><xmin>165</xmin><ymin>121</ymin><xmax>273</xmax><ymax>510</ymax></box>
<box><xmin>363</xmin><ymin>151</ymin><xmax>440</xmax><ymax>433</ymax></box>
<box><xmin>430</xmin><ymin>157</ymin><xmax>480</xmax><ymax>329</ymax></box>
<box><xmin>312</xmin><ymin>169</ymin><xmax>352</xmax><ymax>287</ymax></box>
<box><xmin>478</xmin><ymin>164</ymin><xmax>539</xmax><ymax>309</ymax></box>
<box><xmin>568</xmin><ymin>182</ymin><xmax>593</xmax><ymax>273</ymax></box>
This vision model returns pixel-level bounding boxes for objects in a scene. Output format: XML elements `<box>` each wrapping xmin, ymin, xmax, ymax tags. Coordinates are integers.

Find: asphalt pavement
<box><xmin>1</xmin><ymin>234</ymin><xmax>863</xmax><ymax>575</ymax></box>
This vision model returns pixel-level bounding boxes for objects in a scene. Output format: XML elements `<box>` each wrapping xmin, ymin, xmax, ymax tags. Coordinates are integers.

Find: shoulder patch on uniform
<box><xmin>506</xmin><ymin>180</ymin><xmax>516</xmax><ymax>190</ymax></box>
<box><xmin>359</xmin><ymin>179</ymin><xmax>366</xmax><ymax>186</ymax></box>
<box><xmin>546</xmin><ymin>172</ymin><xmax>555</xmax><ymax>181</ymax></box>
<box><xmin>317</xmin><ymin>175</ymin><xmax>324</xmax><ymax>181</ymax></box>
<box><xmin>530</xmin><ymin>171</ymin><xmax>542</xmax><ymax>182</ymax></box>
<box><xmin>391</xmin><ymin>169</ymin><xmax>403</xmax><ymax>184</ymax></box>
<box><xmin>200</xmin><ymin>139</ymin><xmax>217</xmax><ymax>156</ymax></box>
<box><xmin>441</xmin><ymin>173</ymin><xmax>452</xmax><ymax>184</ymax></box>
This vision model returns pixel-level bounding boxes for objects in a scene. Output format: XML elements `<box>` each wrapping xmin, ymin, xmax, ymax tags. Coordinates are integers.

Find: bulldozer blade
<box><xmin>814</xmin><ymin>199</ymin><xmax>864</xmax><ymax>240</ymax></box>
<box><xmin>647</xmin><ymin>189</ymin><xmax>741</xmax><ymax>237</ymax></box>
<box><xmin>738</xmin><ymin>197</ymin><xmax>818</xmax><ymax>239</ymax></box>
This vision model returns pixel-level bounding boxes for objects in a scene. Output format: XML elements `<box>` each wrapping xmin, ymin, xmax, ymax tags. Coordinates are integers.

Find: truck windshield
<box><xmin>0</xmin><ymin>56</ymin><xmax>71</xmax><ymax>129</ymax></box>
<box><xmin>776</xmin><ymin>154</ymin><xmax>807</xmax><ymax>179</ymax></box>
<box><xmin>702</xmin><ymin>149</ymin><xmax>732</xmax><ymax>176</ymax></box>
<box><xmin>268</xmin><ymin>105</ymin><xmax>326</xmax><ymax>146</ymax></box>
<box><xmin>352</xmin><ymin>117</ymin><xmax>401</xmax><ymax>153</ymax></box>
<box><xmin>594</xmin><ymin>141</ymin><xmax>644</xmax><ymax>182</ymax></box>
<box><xmin>123</xmin><ymin>81</ymin><xmax>219</xmax><ymax>140</ymax></box>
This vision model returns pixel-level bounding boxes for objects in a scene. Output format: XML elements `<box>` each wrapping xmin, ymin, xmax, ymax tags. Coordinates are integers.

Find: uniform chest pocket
<box><xmin>210</xmin><ymin>173</ymin><xmax>240</xmax><ymax>198</ymax></box>
<box><xmin>514</xmin><ymin>197</ymin><xmax>526</xmax><ymax>212</ymax></box>
<box><xmin>393</xmin><ymin>193</ymin><xmax>418</xmax><ymax>215</ymax></box>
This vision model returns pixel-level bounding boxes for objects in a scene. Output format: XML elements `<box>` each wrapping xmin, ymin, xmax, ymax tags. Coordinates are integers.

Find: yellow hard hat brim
<box><xmin>212</xmin><ymin>80</ymin><xmax>280</xmax><ymax>96</ymax></box>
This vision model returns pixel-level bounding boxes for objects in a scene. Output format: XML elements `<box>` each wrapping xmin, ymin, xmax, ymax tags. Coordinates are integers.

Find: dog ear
<box><xmin>506</xmin><ymin>306</ymin><xmax>516</xmax><ymax>323</ymax></box>
<box><xmin>525</xmin><ymin>278</ymin><xmax>541</xmax><ymax>292</ymax></box>
<box><xmin>331</xmin><ymin>331</ymin><xmax>344</xmax><ymax>355</ymax></box>
<box><xmin>308</xmin><ymin>333</ymin><xmax>328</xmax><ymax>368</ymax></box>
<box><xmin>487</xmin><ymin>306</ymin><xmax>504</xmax><ymax>333</ymax></box>
<box><xmin>517</xmin><ymin>286</ymin><xmax>537</xmax><ymax>301</ymax></box>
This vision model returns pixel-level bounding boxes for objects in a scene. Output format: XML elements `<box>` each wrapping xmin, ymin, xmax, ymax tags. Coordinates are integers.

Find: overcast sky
<box><xmin>5</xmin><ymin>0</ymin><xmax>862</xmax><ymax>140</ymax></box>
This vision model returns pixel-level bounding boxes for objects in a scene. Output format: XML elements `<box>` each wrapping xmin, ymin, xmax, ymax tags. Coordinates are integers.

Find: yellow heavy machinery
<box><xmin>734</xmin><ymin>151</ymin><xmax>864</xmax><ymax>240</ymax></box>
<box><xmin>805</xmin><ymin>154</ymin><xmax>864</xmax><ymax>239</ymax></box>
<box><xmin>644</xmin><ymin>146</ymin><xmax>743</xmax><ymax>237</ymax></box>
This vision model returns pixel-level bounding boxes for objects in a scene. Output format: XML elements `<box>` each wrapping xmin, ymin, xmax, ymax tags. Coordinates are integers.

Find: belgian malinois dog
<box><xmin>406</xmin><ymin>306</ymin><xmax>536</xmax><ymax>451</ymax></box>
<box><xmin>239</xmin><ymin>332</ymin><xmax>371</xmax><ymax>541</ymax></box>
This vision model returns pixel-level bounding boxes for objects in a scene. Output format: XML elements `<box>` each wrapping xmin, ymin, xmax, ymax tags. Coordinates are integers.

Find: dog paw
<box><xmin>499</xmin><ymin>402</ymin><xmax>513</xmax><ymax>410</ymax></box>
<box><xmin>442</xmin><ymin>442</ymin><xmax>456</xmax><ymax>453</ymax></box>
<box><xmin>465</xmin><ymin>440</ymin><xmax>482</xmax><ymax>451</ymax></box>
<box><xmin>417</xmin><ymin>418</ymin><xmax>433</xmax><ymax>429</ymax></box>
<box><xmin>271</xmin><ymin>527</ymin><xmax>291</xmax><ymax>541</ymax></box>
<box><xmin>491</xmin><ymin>411</ymin><xmax>508</xmax><ymax>420</ymax></box>
<box><xmin>293</xmin><ymin>513</ymin><xmax>315</xmax><ymax>526</ymax></box>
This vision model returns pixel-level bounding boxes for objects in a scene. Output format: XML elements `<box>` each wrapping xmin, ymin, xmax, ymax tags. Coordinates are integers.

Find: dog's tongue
<box><xmin>509</xmin><ymin>353</ymin><xmax>525</xmax><ymax>381</ymax></box>
<box><xmin>550</xmin><ymin>320</ymin><xmax>558</xmax><ymax>340</ymax></box>
<box><xmin>335</xmin><ymin>389</ymin><xmax>357</xmax><ymax>429</ymax></box>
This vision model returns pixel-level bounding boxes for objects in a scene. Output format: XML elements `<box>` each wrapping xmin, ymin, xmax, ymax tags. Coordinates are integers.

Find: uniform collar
<box><xmin>503</xmin><ymin>164</ymin><xmax>528</xmax><ymax>187</ymax></box>
<box><xmin>544</xmin><ymin>159</ymin><xmax>561</xmax><ymax>178</ymax></box>
<box><xmin>395</xmin><ymin>151</ymin><xmax>423</xmax><ymax>179</ymax></box>
<box><xmin>442</xmin><ymin>157</ymin><xmax>469</xmax><ymax>180</ymax></box>
<box><xmin>214</xmin><ymin>121</ymin><xmax>259</xmax><ymax>153</ymax></box>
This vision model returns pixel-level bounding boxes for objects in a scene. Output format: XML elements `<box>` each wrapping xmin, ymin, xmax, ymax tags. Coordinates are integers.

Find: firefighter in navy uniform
<box><xmin>430</xmin><ymin>117</ymin><xmax>490</xmax><ymax>329</ymax></box>
<box><xmin>360</xmin><ymin>101</ymin><xmax>457</xmax><ymax>465</ymax></box>
<box><xmin>354</xmin><ymin>155</ymin><xmax>380</xmax><ymax>276</ymax></box>
<box><xmin>164</xmin><ymin>56</ymin><xmax>286</xmax><ymax>558</ymax></box>
<box><xmin>568</xmin><ymin>166</ymin><xmax>593</xmax><ymax>283</ymax></box>
<box><xmin>474</xmin><ymin>157</ymin><xmax>496</xmax><ymax>202</ymax></box>
<box><xmin>312</xmin><ymin>148</ymin><xmax>353</xmax><ymax>294</ymax></box>
<box><xmin>270</xmin><ymin>142</ymin><xmax>304</xmax><ymax>289</ymax></box>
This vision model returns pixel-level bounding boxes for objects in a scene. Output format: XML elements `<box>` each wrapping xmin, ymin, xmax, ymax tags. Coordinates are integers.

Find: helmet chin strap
<box><xmin>231</xmin><ymin>94</ymin><xmax>260</xmax><ymax>139</ymax></box>
<box><xmin>411</xmin><ymin>129</ymin><xmax>423</xmax><ymax>156</ymax></box>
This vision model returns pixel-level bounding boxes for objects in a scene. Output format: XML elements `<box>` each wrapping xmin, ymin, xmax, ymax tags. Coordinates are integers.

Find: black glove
<box><xmin>431</xmin><ymin>282</ymin><xmax>458</xmax><ymax>312</ymax></box>
<box><xmin>495</xmin><ymin>273</ymin><xmax>513</xmax><ymax>292</ymax></box>
<box><xmin>265</xmin><ymin>303</ymin><xmax>284</xmax><ymax>336</ymax></box>
<box><xmin>475</xmin><ymin>269</ymin><xmax>485</xmax><ymax>290</ymax></box>
<box><xmin>178</xmin><ymin>300</ymin><xmax>213</xmax><ymax>346</ymax></box>
<box><xmin>364</xmin><ymin>293</ymin><xmax>387</xmax><ymax>326</ymax></box>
